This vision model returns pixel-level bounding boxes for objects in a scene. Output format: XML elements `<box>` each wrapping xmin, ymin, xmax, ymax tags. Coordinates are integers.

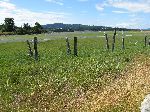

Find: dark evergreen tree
<box><xmin>23</xmin><ymin>23</ymin><xmax>31</xmax><ymax>34</ymax></box>
<box><xmin>3</xmin><ymin>18</ymin><xmax>15</xmax><ymax>32</ymax></box>
<box><xmin>16</xmin><ymin>26</ymin><xmax>24</xmax><ymax>35</ymax></box>
<box><xmin>33</xmin><ymin>22</ymin><xmax>43</xmax><ymax>34</ymax></box>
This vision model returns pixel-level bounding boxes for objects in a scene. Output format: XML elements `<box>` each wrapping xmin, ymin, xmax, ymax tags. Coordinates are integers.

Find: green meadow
<box><xmin>0</xmin><ymin>31</ymin><xmax>150</xmax><ymax>111</ymax></box>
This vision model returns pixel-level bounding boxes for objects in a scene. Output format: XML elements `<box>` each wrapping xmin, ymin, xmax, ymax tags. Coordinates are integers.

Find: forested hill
<box><xmin>42</xmin><ymin>23</ymin><xmax>137</xmax><ymax>32</ymax></box>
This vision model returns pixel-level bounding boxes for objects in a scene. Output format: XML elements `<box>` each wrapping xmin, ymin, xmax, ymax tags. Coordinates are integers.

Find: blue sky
<box><xmin>0</xmin><ymin>0</ymin><xmax>150</xmax><ymax>29</ymax></box>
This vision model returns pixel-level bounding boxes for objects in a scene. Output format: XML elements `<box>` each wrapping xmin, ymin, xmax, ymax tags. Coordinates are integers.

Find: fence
<box><xmin>26</xmin><ymin>29</ymin><xmax>149</xmax><ymax>60</ymax></box>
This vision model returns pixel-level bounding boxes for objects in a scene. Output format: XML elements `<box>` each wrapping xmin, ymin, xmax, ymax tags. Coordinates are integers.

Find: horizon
<box><xmin>42</xmin><ymin>23</ymin><xmax>142</xmax><ymax>29</ymax></box>
<box><xmin>0</xmin><ymin>0</ymin><xmax>150</xmax><ymax>29</ymax></box>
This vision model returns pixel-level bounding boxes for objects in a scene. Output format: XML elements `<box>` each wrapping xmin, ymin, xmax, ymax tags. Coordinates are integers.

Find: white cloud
<box><xmin>95</xmin><ymin>4</ymin><xmax>104</xmax><ymax>11</ymax></box>
<box><xmin>96</xmin><ymin>0</ymin><xmax>150</xmax><ymax>13</ymax></box>
<box><xmin>0</xmin><ymin>0</ymin><xmax>16</xmax><ymax>10</ymax></box>
<box><xmin>109</xmin><ymin>0</ymin><xmax>150</xmax><ymax>13</ymax></box>
<box><xmin>129</xmin><ymin>14</ymin><xmax>137</xmax><ymax>17</ymax></box>
<box><xmin>115</xmin><ymin>17</ymin><xmax>145</xmax><ymax>29</ymax></box>
<box><xmin>1</xmin><ymin>0</ymin><xmax>10</xmax><ymax>1</ymax></box>
<box><xmin>115</xmin><ymin>22</ymin><xmax>138</xmax><ymax>28</ymax></box>
<box><xmin>112</xmin><ymin>10</ymin><xmax>129</xmax><ymax>14</ymax></box>
<box><xmin>0</xmin><ymin>0</ymin><xmax>69</xmax><ymax>26</ymax></box>
<box><xmin>45</xmin><ymin>0</ymin><xmax>63</xmax><ymax>5</ymax></box>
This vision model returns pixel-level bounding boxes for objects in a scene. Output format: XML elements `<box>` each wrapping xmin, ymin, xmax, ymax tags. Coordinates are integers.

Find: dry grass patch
<box><xmin>63</xmin><ymin>55</ymin><xmax>150</xmax><ymax>112</ymax></box>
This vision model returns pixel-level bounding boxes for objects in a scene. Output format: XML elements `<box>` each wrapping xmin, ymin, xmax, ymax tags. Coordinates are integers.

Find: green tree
<box><xmin>33</xmin><ymin>22</ymin><xmax>43</xmax><ymax>34</ymax></box>
<box><xmin>0</xmin><ymin>24</ymin><xmax>2</xmax><ymax>32</ymax></box>
<box><xmin>4</xmin><ymin>18</ymin><xmax>15</xmax><ymax>32</ymax></box>
<box><xmin>16</xmin><ymin>26</ymin><xmax>24</xmax><ymax>35</ymax></box>
<box><xmin>23</xmin><ymin>23</ymin><xmax>31</xmax><ymax>34</ymax></box>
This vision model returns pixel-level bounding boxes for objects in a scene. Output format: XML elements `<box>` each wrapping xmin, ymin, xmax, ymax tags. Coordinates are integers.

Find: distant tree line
<box><xmin>0</xmin><ymin>18</ymin><xmax>47</xmax><ymax>35</ymax></box>
<box><xmin>43</xmin><ymin>23</ymin><xmax>139</xmax><ymax>32</ymax></box>
<box><xmin>0</xmin><ymin>18</ymin><xmax>140</xmax><ymax>35</ymax></box>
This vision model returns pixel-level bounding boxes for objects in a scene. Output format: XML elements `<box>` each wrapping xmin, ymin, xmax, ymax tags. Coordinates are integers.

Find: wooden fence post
<box><xmin>148</xmin><ymin>38</ymin><xmax>150</xmax><ymax>46</ymax></box>
<box><xmin>122</xmin><ymin>31</ymin><xmax>125</xmax><ymax>50</ymax></box>
<box><xmin>112</xmin><ymin>28</ymin><xmax>117</xmax><ymax>52</ymax></box>
<box><xmin>66</xmin><ymin>37</ymin><xmax>71</xmax><ymax>55</ymax></box>
<box><xmin>27</xmin><ymin>40</ymin><xmax>33</xmax><ymax>56</ymax></box>
<box><xmin>145</xmin><ymin>36</ymin><xmax>147</xmax><ymax>47</ymax></box>
<box><xmin>34</xmin><ymin>37</ymin><xmax>38</xmax><ymax>60</ymax></box>
<box><xmin>74</xmin><ymin>37</ymin><xmax>78</xmax><ymax>56</ymax></box>
<box><xmin>105</xmin><ymin>33</ymin><xmax>109</xmax><ymax>50</ymax></box>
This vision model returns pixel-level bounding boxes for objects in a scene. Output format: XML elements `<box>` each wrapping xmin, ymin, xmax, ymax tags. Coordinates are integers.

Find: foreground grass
<box><xmin>0</xmin><ymin>31</ymin><xmax>150</xmax><ymax>111</ymax></box>
<box><xmin>79</xmin><ymin>54</ymin><xmax>150</xmax><ymax>112</ymax></box>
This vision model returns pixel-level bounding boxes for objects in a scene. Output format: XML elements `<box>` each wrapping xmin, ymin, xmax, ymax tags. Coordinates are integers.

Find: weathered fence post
<box><xmin>27</xmin><ymin>40</ymin><xmax>33</xmax><ymax>56</ymax></box>
<box><xmin>145</xmin><ymin>36</ymin><xmax>147</xmax><ymax>47</ymax></box>
<box><xmin>74</xmin><ymin>37</ymin><xmax>78</xmax><ymax>56</ymax></box>
<box><xmin>66</xmin><ymin>37</ymin><xmax>71</xmax><ymax>55</ymax></box>
<box><xmin>114</xmin><ymin>28</ymin><xmax>116</xmax><ymax>43</ymax></box>
<box><xmin>148</xmin><ymin>38</ymin><xmax>150</xmax><ymax>46</ymax></box>
<box><xmin>122</xmin><ymin>31</ymin><xmax>125</xmax><ymax>50</ymax></box>
<box><xmin>104</xmin><ymin>33</ymin><xmax>109</xmax><ymax>50</ymax></box>
<box><xmin>112</xmin><ymin>28</ymin><xmax>117</xmax><ymax>52</ymax></box>
<box><xmin>34</xmin><ymin>37</ymin><xmax>38</xmax><ymax>60</ymax></box>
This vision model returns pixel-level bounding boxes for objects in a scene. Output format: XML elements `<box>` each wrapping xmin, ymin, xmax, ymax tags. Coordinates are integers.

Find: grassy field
<box><xmin>0</xmin><ymin>31</ymin><xmax>150</xmax><ymax>111</ymax></box>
